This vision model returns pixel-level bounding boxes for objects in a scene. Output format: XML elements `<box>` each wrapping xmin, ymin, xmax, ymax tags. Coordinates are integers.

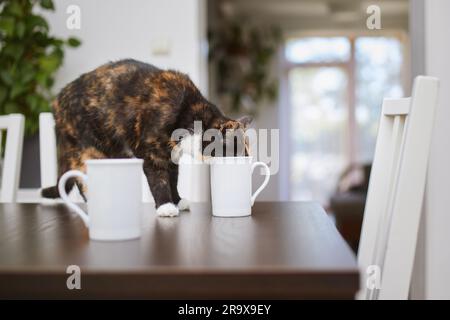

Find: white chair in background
<box><xmin>357</xmin><ymin>76</ymin><xmax>439</xmax><ymax>300</ymax></box>
<box><xmin>39</xmin><ymin>112</ymin><xmax>153</xmax><ymax>202</ymax></box>
<box><xmin>0</xmin><ymin>114</ymin><xmax>25</xmax><ymax>202</ymax></box>
<box><xmin>39</xmin><ymin>113</ymin><xmax>58</xmax><ymax>190</ymax></box>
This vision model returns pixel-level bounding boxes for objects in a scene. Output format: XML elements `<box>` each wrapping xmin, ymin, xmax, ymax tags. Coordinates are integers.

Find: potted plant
<box><xmin>208</xmin><ymin>16</ymin><xmax>281</xmax><ymax>116</ymax></box>
<box><xmin>0</xmin><ymin>0</ymin><xmax>81</xmax><ymax>187</ymax></box>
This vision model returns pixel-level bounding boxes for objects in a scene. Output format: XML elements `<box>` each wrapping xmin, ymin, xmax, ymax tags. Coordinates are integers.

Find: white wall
<box><xmin>423</xmin><ymin>0</ymin><xmax>450</xmax><ymax>300</ymax></box>
<box><xmin>44</xmin><ymin>0</ymin><xmax>207</xmax><ymax>93</ymax></box>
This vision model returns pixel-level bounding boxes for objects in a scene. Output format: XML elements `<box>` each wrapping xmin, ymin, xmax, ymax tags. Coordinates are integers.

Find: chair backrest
<box><xmin>357</xmin><ymin>76</ymin><xmax>439</xmax><ymax>300</ymax></box>
<box><xmin>39</xmin><ymin>112</ymin><xmax>154</xmax><ymax>202</ymax></box>
<box><xmin>0</xmin><ymin>114</ymin><xmax>25</xmax><ymax>202</ymax></box>
<box><xmin>39</xmin><ymin>113</ymin><xmax>58</xmax><ymax>188</ymax></box>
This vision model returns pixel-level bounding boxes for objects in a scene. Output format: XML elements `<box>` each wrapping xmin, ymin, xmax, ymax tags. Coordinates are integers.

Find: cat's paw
<box><xmin>156</xmin><ymin>202</ymin><xmax>179</xmax><ymax>217</ymax></box>
<box><xmin>177</xmin><ymin>198</ymin><xmax>190</xmax><ymax>211</ymax></box>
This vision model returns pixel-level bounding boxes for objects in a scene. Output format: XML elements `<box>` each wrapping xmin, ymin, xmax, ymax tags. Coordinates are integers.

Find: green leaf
<box><xmin>38</xmin><ymin>54</ymin><xmax>61</xmax><ymax>73</ymax></box>
<box><xmin>10</xmin><ymin>83</ymin><xmax>26</xmax><ymax>99</ymax></box>
<box><xmin>4</xmin><ymin>102</ymin><xmax>18</xmax><ymax>114</ymax></box>
<box><xmin>16</xmin><ymin>21</ymin><xmax>26</xmax><ymax>38</ymax></box>
<box><xmin>20</xmin><ymin>70</ymin><xmax>36</xmax><ymax>85</ymax></box>
<box><xmin>27</xmin><ymin>15</ymin><xmax>49</xmax><ymax>32</ymax></box>
<box><xmin>40</xmin><ymin>0</ymin><xmax>55</xmax><ymax>10</ymax></box>
<box><xmin>67</xmin><ymin>37</ymin><xmax>81</xmax><ymax>47</ymax></box>
<box><xmin>52</xmin><ymin>47</ymin><xmax>64</xmax><ymax>59</ymax></box>
<box><xmin>2</xmin><ymin>43</ymin><xmax>25</xmax><ymax>58</ymax></box>
<box><xmin>26</xmin><ymin>95</ymin><xmax>39</xmax><ymax>111</ymax></box>
<box><xmin>50</xmin><ymin>38</ymin><xmax>64</xmax><ymax>47</ymax></box>
<box><xmin>0</xmin><ymin>71</ymin><xmax>14</xmax><ymax>86</ymax></box>
<box><xmin>18</xmin><ymin>61</ymin><xmax>36</xmax><ymax>79</ymax></box>
<box><xmin>0</xmin><ymin>17</ymin><xmax>15</xmax><ymax>37</ymax></box>
<box><xmin>46</xmin><ymin>77</ymin><xmax>54</xmax><ymax>87</ymax></box>
<box><xmin>36</xmin><ymin>72</ymin><xmax>49</xmax><ymax>87</ymax></box>
<box><xmin>7</xmin><ymin>2</ymin><xmax>23</xmax><ymax>17</ymax></box>
<box><xmin>37</xmin><ymin>96</ymin><xmax>50</xmax><ymax>111</ymax></box>
<box><xmin>32</xmin><ymin>31</ymin><xmax>51</xmax><ymax>47</ymax></box>
<box><xmin>0</xmin><ymin>86</ymin><xmax>7</xmax><ymax>105</ymax></box>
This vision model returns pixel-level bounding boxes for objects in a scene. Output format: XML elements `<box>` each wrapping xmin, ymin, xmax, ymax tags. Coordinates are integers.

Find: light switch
<box><xmin>152</xmin><ymin>38</ymin><xmax>171</xmax><ymax>56</ymax></box>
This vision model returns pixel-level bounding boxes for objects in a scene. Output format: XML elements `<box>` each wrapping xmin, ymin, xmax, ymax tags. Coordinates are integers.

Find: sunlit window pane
<box><xmin>289</xmin><ymin>67</ymin><xmax>348</xmax><ymax>204</ymax></box>
<box><xmin>285</xmin><ymin>37</ymin><xmax>351</xmax><ymax>63</ymax></box>
<box><xmin>355</xmin><ymin>37</ymin><xmax>404</xmax><ymax>163</ymax></box>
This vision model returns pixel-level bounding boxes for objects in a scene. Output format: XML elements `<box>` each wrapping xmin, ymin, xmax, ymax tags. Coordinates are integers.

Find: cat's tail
<box><xmin>41</xmin><ymin>186</ymin><xmax>60</xmax><ymax>198</ymax></box>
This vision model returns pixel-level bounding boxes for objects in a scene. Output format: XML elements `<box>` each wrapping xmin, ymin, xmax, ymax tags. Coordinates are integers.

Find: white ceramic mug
<box><xmin>210</xmin><ymin>157</ymin><xmax>270</xmax><ymax>217</ymax></box>
<box><xmin>58</xmin><ymin>159</ymin><xmax>143</xmax><ymax>241</ymax></box>
<box><xmin>179</xmin><ymin>160</ymin><xmax>211</xmax><ymax>203</ymax></box>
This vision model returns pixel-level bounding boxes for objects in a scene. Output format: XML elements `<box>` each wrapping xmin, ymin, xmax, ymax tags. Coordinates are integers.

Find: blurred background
<box><xmin>1</xmin><ymin>0</ymin><xmax>449</xmax><ymax>299</ymax></box>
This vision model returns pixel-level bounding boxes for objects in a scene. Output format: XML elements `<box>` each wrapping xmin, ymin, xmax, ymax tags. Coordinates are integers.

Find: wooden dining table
<box><xmin>0</xmin><ymin>202</ymin><xmax>359</xmax><ymax>299</ymax></box>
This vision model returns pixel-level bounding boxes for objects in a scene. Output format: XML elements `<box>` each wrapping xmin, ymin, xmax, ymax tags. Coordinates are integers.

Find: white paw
<box><xmin>178</xmin><ymin>198</ymin><xmax>190</xmax><ymax>211</ymax></box>
<box><xmin>156</xmin><ymin>202</ymin><xmax>179</xmax><ymax>217</ymax></box>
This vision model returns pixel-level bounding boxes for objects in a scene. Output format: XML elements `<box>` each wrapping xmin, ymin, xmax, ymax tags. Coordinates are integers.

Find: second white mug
<box><xmin>210</xmin><ymin>157</ymin><xmax>270</xmax><ymax>217</ymax></box>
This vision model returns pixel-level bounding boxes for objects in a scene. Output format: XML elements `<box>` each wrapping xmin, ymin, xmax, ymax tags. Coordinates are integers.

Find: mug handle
<box><xmin>58</xmin><ymin>170</ymin><xmax>90</xmax><ymax>227</ymax></box>
<box><xmin>250</xmin><ymin>162</ymin><xmax>270</xmax><ymax>206</ymax></box>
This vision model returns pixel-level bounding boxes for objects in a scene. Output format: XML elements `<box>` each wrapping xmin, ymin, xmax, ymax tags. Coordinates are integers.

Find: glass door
<box><xmin>288</xmin><ymin>66</ymin><xmax>348</xmax><ymax>204</ymax></box>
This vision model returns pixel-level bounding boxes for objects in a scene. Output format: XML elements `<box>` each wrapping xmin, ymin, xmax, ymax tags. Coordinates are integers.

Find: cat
<box><xmin>41</xmin><ymin>59</ymin><xmax>251</xmax><ymax>217</ymax></box>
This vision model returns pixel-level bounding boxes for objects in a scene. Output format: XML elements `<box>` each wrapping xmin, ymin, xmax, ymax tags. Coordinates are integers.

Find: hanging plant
<box><xmin>208</xmin><ymin>18</ymin><xmax>281</xmax><ymax>115</ymax></box>
<box><xmin>0</xmin><ymin>0</ymin><xmax>81</xmax><ymax>135</ymax></box>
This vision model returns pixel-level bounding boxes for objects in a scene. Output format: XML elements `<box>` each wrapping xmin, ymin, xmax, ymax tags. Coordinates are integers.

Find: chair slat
<box><xmin>0</xmin><ymin>114</ymin><xmax>25</xmax><ymax>202</ymax></box>
<box><xmin>371</xmin><ymin>115</ymin><xmax>406</xmax><ymax>300</ymax></box>
<box><xmin>358</xmin><ymin>103</ymin><xmax>406</xmax><ymax>299</ymax></box>
<box><xmin>39</xmin><ymin>113</ymin><xmax>58</xmax><ymax>188</ymax></box>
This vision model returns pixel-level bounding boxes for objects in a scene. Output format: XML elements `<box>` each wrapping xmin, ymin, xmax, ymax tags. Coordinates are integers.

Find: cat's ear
<box><xmin>237</xmin><ymin>115</ymin><xmax>253</xmax><ymax>129</ymax></box>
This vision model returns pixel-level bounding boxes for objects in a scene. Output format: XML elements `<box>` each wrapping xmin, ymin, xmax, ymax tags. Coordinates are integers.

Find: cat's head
<box><xmin>203</xmin><ymin>115</ymin><xmax>253</xmax><ymax>158</ymax></box>
<box><xmin>174</xmin><ymin>116</ymin><xmax>252</xmax><ymax>161</ymax></box>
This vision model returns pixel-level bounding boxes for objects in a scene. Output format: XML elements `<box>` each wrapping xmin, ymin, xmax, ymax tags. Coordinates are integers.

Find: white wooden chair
<box><xmin>357</xmin><ymin>76</ymin><xmax>439</xmax><ymax>300</ymax></box>
<box><xmin>39</xmin><ymin>112</ymin><xmax>153</xmax><ymax>202</ymax></box>
<box><xmin>0</xmin><ymin>114</ymin><xmax>25</xmax><ymax>202</ymax></box>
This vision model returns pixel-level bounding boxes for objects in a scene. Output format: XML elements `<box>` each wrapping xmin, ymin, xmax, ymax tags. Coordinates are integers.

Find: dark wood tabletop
<box><xmin>0</xmin><ymin>202</ymin><xmax>358</xmax><ymax>299</ymax></box>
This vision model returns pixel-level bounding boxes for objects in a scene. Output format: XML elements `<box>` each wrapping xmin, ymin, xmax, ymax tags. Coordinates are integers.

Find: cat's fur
<box><xmin>41</xmin><ymin>59</ymin><xmax>250</xmax><ymax>216</ymax></box>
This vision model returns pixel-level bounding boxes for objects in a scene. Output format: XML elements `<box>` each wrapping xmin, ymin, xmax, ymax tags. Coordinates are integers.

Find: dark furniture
<box><xmin>330</xmin><ymin>191</ymin><xmax>366</xmax><ymax>252</ymax></box>
<box><xmin>0</xmin><ymin>202</ymin><xmax>359</xmax><ymax>299</ymax></box>
<box><xmin>330</xmin><ymin>164</ymin><xmax>371</xmax><ymax>252</ymax></box>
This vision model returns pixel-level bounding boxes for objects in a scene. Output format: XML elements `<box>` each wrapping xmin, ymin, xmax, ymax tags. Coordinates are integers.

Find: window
<box><xmin>284</xmin><ymin>35</ymin><xmax>405</xmax><ymax>205</ymax></box>
<box><xmin>355</xmin><ymin>37</ymin><xmax>404</xmax><ymax>163</ymax></box>
<box><xmin>286</xmin><ymin>37</ymin><xmax>351</xmax><ymax>63</ymax></box>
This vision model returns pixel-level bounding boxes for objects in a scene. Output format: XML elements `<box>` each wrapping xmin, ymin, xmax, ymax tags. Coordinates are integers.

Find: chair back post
<box><xmin>39</xmin><ymin>113</ymin><xmax>58</xmax><ymax>188</ymax></box>
<box><xmin>0</xmin><ymin>114</ymin><xmax>25</xmax><ymax>202</ymax></box>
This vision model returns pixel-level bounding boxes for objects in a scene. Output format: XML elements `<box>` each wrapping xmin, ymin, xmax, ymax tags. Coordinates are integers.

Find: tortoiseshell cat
<box><xmin>41</xmin><ymin>59</ymin><xmax>251</xmax><ymax>217</ymax></box>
